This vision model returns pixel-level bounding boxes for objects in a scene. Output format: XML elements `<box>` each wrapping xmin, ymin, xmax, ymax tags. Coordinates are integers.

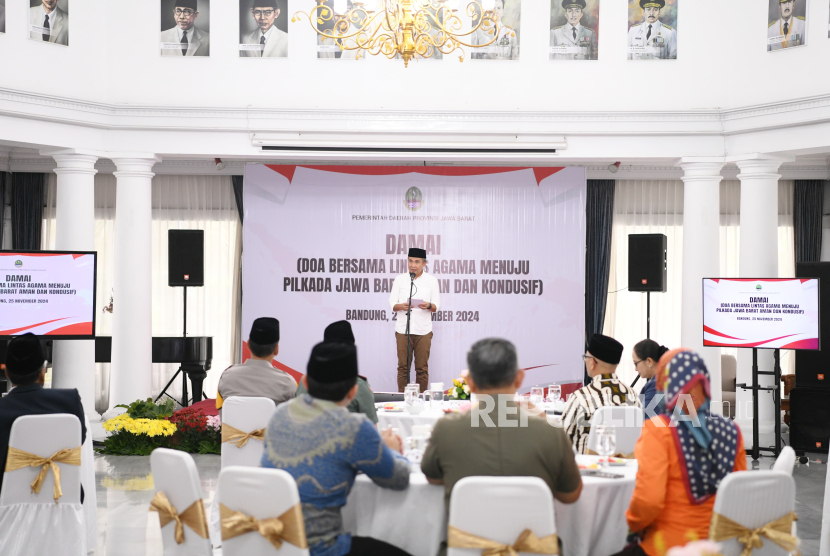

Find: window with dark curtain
<box><xmin>793</xmin><ymin>180</ymin><xmax>824</xmax><ymax>263</ymax></box>
<box><xmin>11</xmin><ymin>173</ymin><xmax>45</xmax><ymax>251</ymax></box>
<box><xmin>585</xmin><ymin>179</ymin><xmax>616</xmax><ymax>384</ymax></box>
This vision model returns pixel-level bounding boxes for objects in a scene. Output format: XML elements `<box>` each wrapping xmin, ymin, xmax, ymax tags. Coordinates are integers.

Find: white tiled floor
<box><xmin>92</xmin><ymin>452</ymin><xmax>826</xmax><ymax>556</ymax></box>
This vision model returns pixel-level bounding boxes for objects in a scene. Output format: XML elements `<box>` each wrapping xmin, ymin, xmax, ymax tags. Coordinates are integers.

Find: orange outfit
<box><xmin>625</xmin><ymin>418</ymin><xmax>746</xmax><ymax>556</ymax></box>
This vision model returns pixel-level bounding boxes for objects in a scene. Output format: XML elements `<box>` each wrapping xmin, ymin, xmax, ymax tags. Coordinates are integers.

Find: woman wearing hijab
<box><xmin>631</xmin><ymin>339</ymin><xmax>669</xmax><ymax>409</ymax></box>
<box><xmin>617</xmin><ymin>349</ymin><xmax>747</xmax><ymax>556</ymax></box>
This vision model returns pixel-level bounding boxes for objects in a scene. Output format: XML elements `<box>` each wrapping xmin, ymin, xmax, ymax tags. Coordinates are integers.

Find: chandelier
<box><xmin>292</xmin><ymin>0</ymin><xmax>515</xmax><ymax>67</ymax></box>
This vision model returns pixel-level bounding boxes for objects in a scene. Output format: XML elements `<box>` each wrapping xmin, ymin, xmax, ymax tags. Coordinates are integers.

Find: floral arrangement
<box><xmin>449</xmin><ymin>376</ymin><xmax>471</xmax><ymax>400</ymax></box>
<box><xmin>98</xmin><ymin>398</ymin><xmax>222</xmax><ymax>456</ymax></box>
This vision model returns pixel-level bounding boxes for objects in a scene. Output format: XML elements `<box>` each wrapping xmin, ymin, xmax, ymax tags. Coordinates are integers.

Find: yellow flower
<box><xmin>102</xmin><ymin>415</ymin><xmax>177</xmax><ymax>437</ymax></box>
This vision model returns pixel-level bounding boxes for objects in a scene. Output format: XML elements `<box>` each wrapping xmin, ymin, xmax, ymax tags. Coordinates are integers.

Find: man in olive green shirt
<box><xmin>421</xmin><ymin>338</ymin><xmax>582</xmax><ymax>509</ymax></box>
<box><xmin>296</xmin><ymin>320</ymin><xmax>378</xmax><ymax>424</ymax></box>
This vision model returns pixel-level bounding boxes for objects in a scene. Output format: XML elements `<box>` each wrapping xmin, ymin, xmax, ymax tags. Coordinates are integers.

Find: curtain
<box><xmin>11</xmin><ymin>172</ymin><xmax>45</xmax><ymax>250</ymax></box>
<box><xmin>603</xmin><ymin>180</ymin><xmax>685</xmax><ymax>387</ymax></box>
<box><xmin>584</xmin><ymin>179</ymin><xmax>616</xmax><ymax>384</ymax></box>
<box><xmin>43</xmin><ymin>174</ymin><xmax>241</xmax><ymax>411</ymax></box>
<box><xmin>719</xmin><ymin>180</ymin><xmax>795</xmax><ymax>373</ymax></box>
<box><xmin>230</xmin><ymin>175</ymin><xmax>244</xmax><ymax>366</ymax></box>
<box><xmin>794</xmin><ymin>180</ymin><xmax>824</xmax><ymax>263</ymax></box>
<box><xmin>232</xmin><ymin>175</ymin><xmax>244</xmax><ymax>224</ymax></box>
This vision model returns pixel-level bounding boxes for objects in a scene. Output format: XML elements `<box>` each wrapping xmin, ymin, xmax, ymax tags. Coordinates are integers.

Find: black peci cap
<box><xmin>5</xmin><ymin>333</ymin><xmax>46</xmax><ymax>377</ymax></box>
<box><xmin>408</xmin><ymin>248</ymin><xmax>427</xmax><ymax>259</ymax></box>
<box><xmin>175</xmin><ymin>0</ymin><xmax>199</xmax><ymax>11</ymax></box>
<box><xmin>324</xmin><ymin>320</ymin><xmax>355</xmax><ymax>345</ymax></box>
<box><xmin>307</xmin><ymin>342</ymin><xmax>358</xmax><ymax>384</ymax></box>
<box><xmin>249</xmin><ymin>317</ymin><xmax>280</xmax><ymax>345</ymax></box>
<box><xmin>587</xmin><ymin>334</ymin><xmax>624</xmax><ymax>365</ymax></box>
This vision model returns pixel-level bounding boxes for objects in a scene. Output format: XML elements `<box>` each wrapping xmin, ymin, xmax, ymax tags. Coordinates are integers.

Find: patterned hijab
<box><xmin>658</xmin><ymin>350</ymin><xmax>740</xmax><ymax>504</ymax></box>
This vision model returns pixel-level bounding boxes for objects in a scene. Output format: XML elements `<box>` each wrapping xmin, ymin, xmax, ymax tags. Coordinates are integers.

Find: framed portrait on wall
<box><xmin>160</xmin><ymin>0</ymin><xmax>210</xmax><ymax>57</ymax></box>
<box><xmin>767</xmin><ymin>0</ymin><xmax>807</xmax><ymax>51</ymax></box>
<box><xmin>550</xmin><ymin>0</ymin><xmax>599</xmax><ymax>60</ymax></box>
<box><xmin>240</xmin><ymin>0</ymin><xmax>288</xmax><ymax>57</ymax></box>
<box><xmin>28</xmin><ymin>0</ymin><xmax>68</xmax><ymax>46</ymax></box>
<box><xmin>627</xmin><ymin>0</ymin><xmax>676</xmax><ymax>60</ymax></box>
<box><xmin>469</xmin><ymin>0</ymin><xmax>521</xmax><ymax>61</ymax></box>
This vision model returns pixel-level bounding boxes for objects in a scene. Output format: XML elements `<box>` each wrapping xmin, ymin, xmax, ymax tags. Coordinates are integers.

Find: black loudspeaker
<box><xmin>168</xmin><ymin>230</ymin><xmax>204</xmax><ymax>287</ymax></box>
<box><xmin>795</xmin><ymin>262</ymin><xmax>830</xmax><ymax>388</ymax></box>
<box><xmin>789</xmin><ymin>387</ymin><xmax>830</xmax><ymax>453</ymax></box>
<box><xmin>628</xmin><ymin>234</ymin><xmax>667</xmax><ymax>292</ymax></box>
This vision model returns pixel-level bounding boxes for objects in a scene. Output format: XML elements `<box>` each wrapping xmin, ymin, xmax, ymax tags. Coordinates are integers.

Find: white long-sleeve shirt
<box><xmin>388</xmin><ymin>272</ymin><xmax>441</xmax><ymax>335</ymax></box>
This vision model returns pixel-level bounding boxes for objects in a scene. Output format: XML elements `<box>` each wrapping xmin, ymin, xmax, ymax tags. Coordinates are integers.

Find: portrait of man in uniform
<box><xmin>767</xmin><ymin>0</ymin><xmax>807</xmax><ymax>51</ymax></box>
<box><xmin>471</xmin><ymin>0</ymin><xmax>520</xmax><ymax>60</ymax></box>
<box><xmin>29</xmin><ymin>0</ymin><xmax>68</xmax><ymax>46</ymax></box>
<box><xmin>550</xmin><ymin>0</ymin><xmax>598</xmax><ymax>60</ymax></box>
<box><xmin>627</xmin><ymin>0</ymin><xmax>676</xmax><ymax>60</ymax></box>
<box><xmin>240</xmin><ymin>0</ymin><xmax>288</xmax><ymax>57</ymax></box>
<box><xmin>160</xmin><ymin>0</ymin><xmax>210</xmax><ymax>57</ymax></box>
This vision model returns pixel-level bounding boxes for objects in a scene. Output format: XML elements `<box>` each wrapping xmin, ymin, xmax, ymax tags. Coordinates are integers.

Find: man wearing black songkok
<box><xmin>160</xmin><ymin>0</ymin><xmax>210</xmax><ymax>56</ymax></box>
<box><xmin>562</xmin><ymin>333</ymin><xmax>642</xmax><ymax>454</ymax></box>
<box><xmin>294</xmin><ymin>321</ymin><xmax>378</xmax><ymax>424</ymax></box>
<box><xmin>0</xmin><ymin>333</ymin><xmax>87</xmax><ymax>497</ymax></box>
<box><xmin>388</xmin><ymin>247</ymin><xmax>442</xmax><ymax>392</ymax></box>
<box><xmin>216</xmin><ymin>317</ymin><xmax>296</xmax><ymax>409</ymax></box>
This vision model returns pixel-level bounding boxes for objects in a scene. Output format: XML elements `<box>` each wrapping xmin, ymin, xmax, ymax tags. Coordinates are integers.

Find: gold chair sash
<box><xmin>4</xmin><ymin>446</ymin><xmax>81</xmax><ymax>503</ymax></box>
<box><xmin>710</xmin><ymin>511</ymin><xmax>799</xmax><ymax>556</ymax></box>
<box><xmin>448</xmin><ymin>525</ymin><xmax>559</xmax><ymax>556</ymax></box>
<box><xmin>221</xmin><ymin>423</ymin><xmax>265</xmax><ymax>448</ymax></box>
<box><xmin>149</xmin><ymin>491</ymin><xmax>209</xmax><ymax>544</ymax></box>
<box><xmin>220</xmin><ymin>502</ymin><xmax>308</xmax><ymax>550</ymax></box>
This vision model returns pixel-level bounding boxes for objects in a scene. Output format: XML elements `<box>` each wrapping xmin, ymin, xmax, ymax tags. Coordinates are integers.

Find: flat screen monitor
<box><xmin>0</xmin><ymin>251</ymin><xmax>97</xmax><ymax>339</ymax></box>
<box><xmin>703</xmin><ymin>278</ymin><xmax>819</xmax><ymax>350</ymax></box>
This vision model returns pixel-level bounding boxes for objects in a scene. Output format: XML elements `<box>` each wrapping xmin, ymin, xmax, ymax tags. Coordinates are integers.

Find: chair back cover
<box><xmin>150</xmin><ymin>448</ymin><xmax>212</xmax><ymax>556</ymax></box>
<box><xmin>0</xmin><ymin>413</ymin><xmax>86</xmax><ymax>556</ymax></box>
<box><xmin>713</xmin><ymin>470</ymin><xmax>794</xmax><ymax>556</ymax></box>
<box><xmin>771</xmin><ymin>446</ymin><xmax>795</xmax><ymax>475</ymax></box>
<box><xmin>447</xmin><ymin>476</ymin><xmax>556</xmax><ymax>556</ymax></box>
<box><xmin>218</xmin><ymin>466</ymin><xmax>309</xmax><ymax>556</ymax></box>
<box><xmin>221</xmin><ymin>396</ymin><xmax>277</xmax><ymax>468</ymax></box>
<box><xmin>585</xmin><ymin>405</ymin><xmax>643</xmax><ymax>455</ymax></box>
<box><xmin>0</xmin><ymin>413</ymin><xmax>82</xmax><ymax>505</ymax></box>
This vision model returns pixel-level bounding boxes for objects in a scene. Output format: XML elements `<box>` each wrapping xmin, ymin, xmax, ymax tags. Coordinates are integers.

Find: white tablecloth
<box><xmin>377</xmin><ymin>407</ymin><xmax>564</xmax><ymax>438</ymax></box>
<box><xmin>341</xmin><ymin>456</ymin><xmax>636</xmax><ymax>556</ymax></box>
<box><xmin>342</xmin><ymin>470</ymin><xmax>446</xmax><ymax>556</ymax></box>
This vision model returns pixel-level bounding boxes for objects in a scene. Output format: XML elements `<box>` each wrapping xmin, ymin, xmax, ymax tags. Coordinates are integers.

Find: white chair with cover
<box><xmin>149</xmin><ymin>448</ymin><xmax>212</xmax><ymax>556</ymax></box>
<box><xmin>211</xmin><ymin>396</ymin><xmax>278</xmax><ymax>545</ymax></box>
<box><xmin>586</xmin><ymin>405</ymin><xmax>644</xmax><ymax>456</ymax></box>
<box><xmin>772</xmin><ymin>446</ymin><xmax>796</xmax><ymax>475</ymax></box>
<box><xmin>221</xmin><ymin>396</ymin><xmax>277</xmax><ymax>468</ymax></box>
<box><xmin>0</xmin><ymin>414</ymin><xmax>86</xmax><ymax>556</ymax></box>
<box><xmin>710</xmin><ymin>471</ymin><xmax>797</xmax><ymax>556</ymax></box>
<box><xmin>217</xmin><ymin>466</ymin><xmax>309</xmax><ymax>556</ymax></box>
<box><xmin>447</xmin><ymin>476</ymin><xmax>557</xmax><ymax>556</ymax></box>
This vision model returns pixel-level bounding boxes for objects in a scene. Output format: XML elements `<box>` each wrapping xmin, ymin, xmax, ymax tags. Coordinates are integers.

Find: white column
<box><xmin>679</xmin><ymin>158</ymin><xmax>725</xmax><ymax>409</ymax></box>
<box><xmin>730</xmin><ymin>153</ymin><xmax>793</xmax><ymax>446</ymax></box>
<box><xmin>42</xmin><ymin>150</ymin><xmax>100</xmax><ymax>421</ymax></box>
<box><xmin>105</xmin><ymin>156</ymin><xmax>160</xmax><ymax>417</ymax></box>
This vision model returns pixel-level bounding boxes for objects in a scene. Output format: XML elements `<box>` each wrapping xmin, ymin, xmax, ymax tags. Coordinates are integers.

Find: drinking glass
<box><xmin>595</xmin><ymin>425</ymin><xmax>617</xmax><ymax>471</ymax></box>
<box><xmin>432</xmin><ymin>389</ymin><xmax>445</xmax><ymax>404</ymax></box>
<box><xmin>404</xmin><ymin>385</ymin><xmax>419</xmax><ymax>405</ymax></box>
<box><xmin>403</xmin><ymin>436</ymin><xmax>423</xmax><ymax>463</ymax></box>
<box><xmin>547</xmin><ymin>384</ymin><xmax>562</xmax><ymax>404</ymax></box>
<box><xmin>530</xmin><ymin>386</ymin><xmax>544</xmax><ymax>405</ymax></box>
<box><xmin>423</xmin><ymin>390</ymin><xmax>432</xmax><ymax>407</ymax></box>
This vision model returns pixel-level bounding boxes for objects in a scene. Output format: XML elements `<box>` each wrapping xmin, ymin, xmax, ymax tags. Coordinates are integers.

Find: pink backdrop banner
<box><xmin>242</xmin><ymin>164</ymin><xmax>587</xmax><ymax>392</ymax></box>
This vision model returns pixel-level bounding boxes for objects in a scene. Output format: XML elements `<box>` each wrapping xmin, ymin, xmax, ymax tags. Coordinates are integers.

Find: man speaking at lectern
<box><xmin>389</xmin><ymin>248</ymin><xmax>441</xmax><ymax>392</ymax></box>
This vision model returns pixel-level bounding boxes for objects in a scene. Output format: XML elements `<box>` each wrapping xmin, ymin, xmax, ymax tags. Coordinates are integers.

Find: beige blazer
<box><xmin>29</xmin><ymin>5</ymin><xmax>68</xmax><ymax>46</ymax></box>
<box><xmin>240</xmin><ymin>27</ymin><xmax>288</xmax><ymax>57</ymax></box>
<box><xmin>160</xmin><ymin>25</ymin><xmax>210</xmax><ymax>56</ymax></box>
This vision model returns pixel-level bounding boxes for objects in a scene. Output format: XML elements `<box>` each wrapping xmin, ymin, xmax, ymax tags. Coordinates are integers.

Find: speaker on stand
<box><xmin>627</xmin><ymin>234</ymin><xmax>667</xmax><ymax>388</ymax></box>
<box><xmin>156</xmin><ymin>230</ymin><xmax>205</xmax><ymax>407</ymax></box>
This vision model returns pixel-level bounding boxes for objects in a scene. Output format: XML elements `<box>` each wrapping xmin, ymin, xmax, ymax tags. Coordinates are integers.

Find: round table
<box><xmin>342</xmin><ymin>455</ymin><xmax>637</xmax><ymax>556</ymax></box>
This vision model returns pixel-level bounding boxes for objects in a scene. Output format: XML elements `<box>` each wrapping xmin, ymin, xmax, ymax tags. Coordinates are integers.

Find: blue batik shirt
<box><xmin>262</xmin><ymin>394</ymin><xmax>410</xmax><ymax>556</ymax></box>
